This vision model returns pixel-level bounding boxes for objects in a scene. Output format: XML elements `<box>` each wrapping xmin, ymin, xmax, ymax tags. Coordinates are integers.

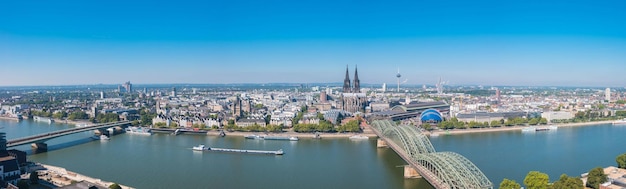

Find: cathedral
<box><xmin>340</xmin><ymin>65</ymin><xmax>367</xmax><ymax>113</ymax></box>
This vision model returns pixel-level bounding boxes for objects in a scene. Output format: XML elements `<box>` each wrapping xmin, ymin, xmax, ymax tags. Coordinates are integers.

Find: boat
<box><xmin>192</xmin><ymin>144</ymin><xmax>283</xmax><ymax>155</ymax></box>
<box><xmin>522</xmin><ymin>126</ymin><xmax>558</xmax><ymax>132</ymax></box>
<box><xmin>33</xmin><ymin>116</ymin><xmax>54</xmax><ymax>124</ymax></box>
<box><xmin>244</xmin><ymin>135</ymin><xmax>263</xmax><ymax>140</ymax></box>
<box><xmin>125</xmin><ymin>126</ymin><xmax>152</xmax><ymax>135</ymax></box>
<box><xmin>219</xmin><ymin>130</ymin><xmax>226</xmax><ymax>137</ymax></box>
<box><xmin>172</xmin><ymin>129</ymin><xmax>180</xmax><ymax>135</ymax></box>
<box><xmin>264</xmin><ymin>136</ymin><xmax>299</xmax><ymax>141</ymax></box>
<box><xmin>613</xmin><ymin>119</ymin><xmax>626</xmax><ymax>125</ymax></box>
<box><xmin>192</xmin><ymin>144</ymin><xmax>208</xmax><ymax>151</ymax></box>
<box><xmin>100</xmin><ymin>135</ymin><xmax>110</xmax><ymax>140</ymax></box>
<box><xmin>349</xmin><ymin>135</ymin><xmax>369</xmax><ymax>140</ymax></box>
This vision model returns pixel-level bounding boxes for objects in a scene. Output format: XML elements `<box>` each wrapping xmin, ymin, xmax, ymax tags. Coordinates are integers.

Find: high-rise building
<box><xmin>320</xmin><ymin>91</ymin><xmax>327</xmax><ymax>102</ymax></box>
<box><xmin>100</xmin><ymin>91</ymin><xmax>105</xmax><ymax>99</ymax></box>
<box><xmin>496</xmin><ymin>89</ymin><xmax>501</xmax><ymax>101</ymax></box>
<box><xmin>606</xmin><ymin>88</ymin><xmax>611</xmax><ymax>102</ymax></box>
<box><xmin>382</xmin><ymin>83</ymin><xmax>387</xmax><ymax>93</ymax></box>
<box><xmin>122</xmin><ymin>81</ymin><xmax>132</xmax><ymax>93</ymax></box>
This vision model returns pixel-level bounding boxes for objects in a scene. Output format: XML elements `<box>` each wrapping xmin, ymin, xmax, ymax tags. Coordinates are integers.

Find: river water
<box><xmin>4</xmin><ymin>119</ymin><xmax>625</xmax><ymax>188</ymax></box>
<box><xmin>2</xmin><ymin>120</ymin><xmax>432</xmax><ymax>189</ymax></box>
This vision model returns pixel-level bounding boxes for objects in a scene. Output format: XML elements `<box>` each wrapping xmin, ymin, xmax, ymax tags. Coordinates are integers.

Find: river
<box><xmin>4</xmin><ymin>119</ymin><xmax>625</xmax><ymax>188</ymax></box>
<box><xmin>2</xmin><ymin>120</ymin><xmax>432</xmax><ymax>189</ymax></box>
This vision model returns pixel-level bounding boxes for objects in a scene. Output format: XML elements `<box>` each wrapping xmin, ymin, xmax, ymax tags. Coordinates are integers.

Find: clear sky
<box><xmin>1</xmin><ymin>0</ymin><xmax>625</xmax><ymax>87</ymax></box>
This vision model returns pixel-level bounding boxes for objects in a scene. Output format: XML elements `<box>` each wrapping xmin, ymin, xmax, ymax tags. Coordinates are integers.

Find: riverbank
<box><xmin>31</xmin><ymin>163</ymin><xmax>133</xmax><ymax>189</ymax></box>
<box><xmin>429</xmin><ymin>120</ymin><xmax>614</xmax><ymax>135</ymax></box>
<box><xmin>219</xmin><ymin>130</ymin><xmax>378</xmax><ymax>138</ymax></box>
<box><xmin>152</xmin><ymin>128</ymin><xmax>378</xmax><ymax>139</ymax></box>
<box><xmin>0</xmin><ymin>116</ymin><xmax>20</xmax><ymax>121</ymax></box>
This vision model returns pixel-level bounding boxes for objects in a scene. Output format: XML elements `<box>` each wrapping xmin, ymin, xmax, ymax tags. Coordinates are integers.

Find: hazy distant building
<box><xmin>340</xmin><ymin>66</ymin><xmax>367</xmax><ymax>113</ymax></box>
<box><xmin>382</xmin><ymin>83</ymin><xmax>387</xmax><ymax>93</ymax></box>
<box><xmin>320</xmin><ymin>91</ymin><xmax>327</xmax><ymax>103</ymax></box>
<box><xmin>122</xmin><ymin>81</ymin><xmax>132</xmax><ymax>93</ymax></box>
<box><xmin>606</xmin><ymin>88</ymin><xmax>611</xmax><ymax>102</ymax></box>
<box><xmin>495</xmin><ymin>88</ymin><xmax>501</xmax><ymax>101</ymax></box>
<box><xmin>100</xmin><ymin>91</ymin><xmax>105</xmax><ymax>99</ymax></box>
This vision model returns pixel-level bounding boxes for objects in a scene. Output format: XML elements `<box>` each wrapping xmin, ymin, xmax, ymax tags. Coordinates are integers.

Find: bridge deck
<box><xmin>7</xmin><ymin>121</ymin><xmax>131</xmax><ymax>147</ymax></box>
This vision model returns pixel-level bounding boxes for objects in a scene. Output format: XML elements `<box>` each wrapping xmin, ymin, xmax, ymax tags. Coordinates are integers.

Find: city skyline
<box><xmin>1</xmin><ymin>1</ymin><xmax>626</xmax><ymax>87</ymax></box>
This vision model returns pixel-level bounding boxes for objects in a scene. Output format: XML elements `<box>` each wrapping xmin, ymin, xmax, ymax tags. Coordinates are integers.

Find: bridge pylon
<box><xmin>377</xmin><ymin>139</ymin><xmax>388</xmax><ymax>148</ymax></box>
<box><xmin>31</xmin><ymin>142</ymin><xmax>47</xmax><ymax>153</ymax></box>
<box><xmin>404</xmin><ymin>165</ymin><xmax>421</xmax><ymax>178</ymax></box>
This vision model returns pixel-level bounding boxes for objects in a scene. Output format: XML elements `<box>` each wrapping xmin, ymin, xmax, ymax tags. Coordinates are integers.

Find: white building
<box><xmin>541</xmin><ymin>111</ymin><xmax>575</xmax><ymax>121</ymax></box>
<box><xmin>606</xmin><ymin>88</ymin><xmax>611</xmax><ymax>103</ymax></box>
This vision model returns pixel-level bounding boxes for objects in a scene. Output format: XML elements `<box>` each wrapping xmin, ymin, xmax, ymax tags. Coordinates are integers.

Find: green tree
<box><xmin>491</xmin><ymin>120</ymin><xmax>502</xmax><ymax>127</ymax></box>
<box><xmin>29</xmin><ymin>171</ymin><xmax>39</xmax><ymax>184</ymax></box>
<box><xmin>499</xmin><ymin>178</ymin><xmax>521</xmax><ymax>189</ymax></box>
<box><xmin>586</xmin><ymin>167</ymin><xmax>607</xmax><ymax>189</ymax></box>
<box><xmin>53</xmin><ymin>111</ymin><xmax>67</xmax><ymax>119</ymax></box>
<box><xmin>539</xmin><ymin>118</ymin><xmax>548</xmax><ymax>125</ymax></box>
<box><xmin>422</xmin><ymin>123</ymin><xmax>432</xmax><ymax>131</ymax></box>
<box><xmin>68</xmin><ymin>111</ymin><xmax>89</xmax><ymax>120</ymax></box>
<box><xmin>528</xmin><ymin>118</ymin><xmax>539</xmax><ymax>125</ymax></box>
<box><xmin>552</xmin><ymin>174</ymin><xmax>583</xmax><ymax>189</ymax></box>
<box><xmin>17</xmin><ymin>180</ymin><xmax>29</xmax><ymax>189</ymax></box>
<box><xmin>109</xmin><ymin>183</ymin><xmax>122</xmax><ymax>189</ymax></box>
<box><xmin>523</xmin><ymin>171</ymin><xmax>549</xmax><ymax>189</ymax></box>
<box><xmin>154</xmin><ymin>122</ymin><xmax>167</xmax><ymax>127</ymax></box>
<box><xmin>617</xmin><ymin>153</ymin><xmax>626</xmax><ymax>168</ymax></box>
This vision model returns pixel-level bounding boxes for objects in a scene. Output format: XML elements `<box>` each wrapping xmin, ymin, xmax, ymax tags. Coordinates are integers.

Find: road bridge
<box><xmin>371</xmin><ymin>120</ymin><xmax>492</xmax><ymax>189</ymax></box>
<box><xmin>7</xmin><ymin>121</ymin><xmax>131</xmax><ymax>151</ymax></box>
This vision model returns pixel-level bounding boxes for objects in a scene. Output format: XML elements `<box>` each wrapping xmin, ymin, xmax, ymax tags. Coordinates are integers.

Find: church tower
<box><xmin>353</xmin><ymin>65</ymin><xmax>360</xmax><ymax>93</ymax></box>
<box><xmin>343</xmin><ymin>65</ymin><xmax>352</xmax><ymax>93</ymax></box>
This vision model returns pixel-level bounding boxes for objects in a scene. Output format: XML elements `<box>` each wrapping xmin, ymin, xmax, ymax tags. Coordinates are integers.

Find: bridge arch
<box><xmin>370</xmin><ymin>119</ymin><xmax>493</xmax><ymax>189</ymax></box>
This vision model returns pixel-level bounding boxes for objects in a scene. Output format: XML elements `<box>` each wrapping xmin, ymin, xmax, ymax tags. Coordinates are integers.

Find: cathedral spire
<box><xmin>353</xmin><ymin>65</ymin><xmax>360</xmax><ymax>93</ymax></box>
<box><xmin>343</xmin><ymin>65</ymin><xmax>351</xmax><ymax>93</ymax></box>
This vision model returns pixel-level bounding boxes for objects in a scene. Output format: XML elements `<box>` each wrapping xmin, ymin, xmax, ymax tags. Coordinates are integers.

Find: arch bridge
<box><xmin>371</xmin><ymin>120</ymin><xmax>492</xmax><ymax>189</ymax></box>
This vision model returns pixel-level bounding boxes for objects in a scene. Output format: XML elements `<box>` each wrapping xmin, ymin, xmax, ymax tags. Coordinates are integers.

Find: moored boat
<box><xmin>613</xmin><ymin>119</ymin><xmax>626</xmax><ymax>125</ymax></box>
<box><xmin>244</xmin><ymin>135</ymin><xmax>263</xmax><ymax>140</ymax></box>
<box><xmin>349</xmin><ymin>135</ymin><xmax>369</xmax><ymax>140</ymax></box>
<box><xmin>125</xmin><ymin>126</ymin><xmax>152</xmax><ymax>135</ymax></box>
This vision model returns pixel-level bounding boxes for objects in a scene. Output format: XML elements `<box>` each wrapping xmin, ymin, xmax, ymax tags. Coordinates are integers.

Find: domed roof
<box><xmin>420</xmin><ymin>109</ymin><xmax>443</xmax><ymax>123</ymax></box>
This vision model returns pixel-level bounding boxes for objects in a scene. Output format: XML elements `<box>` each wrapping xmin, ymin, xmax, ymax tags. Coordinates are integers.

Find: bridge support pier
<box><xmin>31</xmin><ymin>142</ymin><xmax>48</xmax><ymax>153</ymax></box>
<box><xmin>404</xmin><ymin>166</ymin><xmax>421</xmax><ymax>179</ymax></box>
<box><xmin>377</xmin><ymin>139</ymin><xmax>388</xmax><ymax>148</ymax></box>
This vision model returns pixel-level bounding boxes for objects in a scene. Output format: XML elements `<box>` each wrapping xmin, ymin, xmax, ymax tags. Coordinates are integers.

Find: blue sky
<box><xmin>1</xmin><ymin>0</ymin><xmax>625</xmax><ymax>87</ymax></box>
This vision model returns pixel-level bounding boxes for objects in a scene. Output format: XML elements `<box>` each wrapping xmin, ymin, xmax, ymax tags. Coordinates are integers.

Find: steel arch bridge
<box><xmin>371</xmin><ymin>120</ymin><xmax>493</xmax><ymax>189</ymax></box>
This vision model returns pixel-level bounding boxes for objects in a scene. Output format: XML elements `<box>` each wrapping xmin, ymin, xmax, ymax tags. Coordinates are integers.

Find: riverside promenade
<box><xmin>429</xmin><ymin>120</ymin><xmax>614</xmax><ymax>136</ymax></box>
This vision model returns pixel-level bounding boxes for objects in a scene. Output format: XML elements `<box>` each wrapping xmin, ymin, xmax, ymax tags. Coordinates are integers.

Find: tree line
<box><xmin>499</xmin><ymin>152</ymin><xmax>626</xmax><ymax>189</ymax></box>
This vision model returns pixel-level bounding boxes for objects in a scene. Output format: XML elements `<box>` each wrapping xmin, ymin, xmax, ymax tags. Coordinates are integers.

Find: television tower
<box><xmin>396</xmin><ymin>68</ymin><xmax>401</xmax><ymax>92</ymax></box>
